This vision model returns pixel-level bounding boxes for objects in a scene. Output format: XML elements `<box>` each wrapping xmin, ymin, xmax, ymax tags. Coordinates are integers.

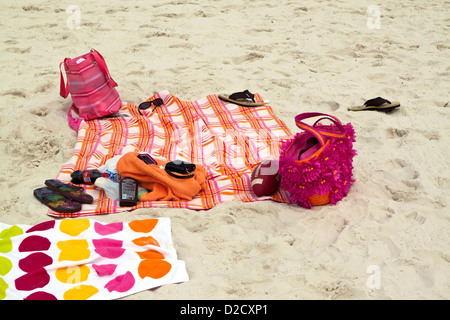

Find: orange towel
<box><xmin>116</xmin><ymin>152</ymin><xmax>207</xmax><ymax>202</ymax></box>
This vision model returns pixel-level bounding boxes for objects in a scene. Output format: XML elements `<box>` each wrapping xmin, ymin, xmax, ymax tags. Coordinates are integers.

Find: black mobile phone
<box><xmin>137</xmin><ymin>153</ymin><xmax>157</xmax><ymax>165</ymax></box>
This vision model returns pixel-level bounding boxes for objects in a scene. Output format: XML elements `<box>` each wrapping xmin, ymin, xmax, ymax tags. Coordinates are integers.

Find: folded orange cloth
<box><xmin>116</xmin><ymin>152</ymin><xmax>207</xmax><ymax>201</ymax></box>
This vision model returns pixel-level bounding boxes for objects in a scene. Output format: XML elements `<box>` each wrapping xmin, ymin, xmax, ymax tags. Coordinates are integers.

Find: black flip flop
<box><xmin>218</xmin><ymin>90</ymin><xmax>264</xmax><ymax>107</ymax></box>
<box><xmin>348</xmin><ymin>97</ymin><xmax>400</xmax><ymax>111</ymax></box>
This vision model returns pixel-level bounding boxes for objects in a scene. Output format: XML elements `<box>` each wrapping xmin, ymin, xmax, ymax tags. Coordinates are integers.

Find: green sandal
<box><xmin>44</xmin><ymin>179</ymin><xmax>93</xmax><ymax>204</ymax></box>
<box><xmin>33</xmin><ymin>187</ymin><xmax>82</xmax><ymax>213</ymax></box>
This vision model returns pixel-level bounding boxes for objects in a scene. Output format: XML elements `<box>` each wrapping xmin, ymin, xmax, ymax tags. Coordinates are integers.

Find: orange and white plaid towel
<box><xmin>52</xmin><ymin>91</ymin><xmax>292</xmax><ymax>217</ymax></box>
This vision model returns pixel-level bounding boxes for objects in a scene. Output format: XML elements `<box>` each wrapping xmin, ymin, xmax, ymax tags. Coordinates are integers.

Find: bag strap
<box><xmin>90</xmin><ymin>49</ymin><xmax>118</xmax><ymax>87</ymax></box>
<box><xmin>295</xmin><ymin>112</ymin><xmax>346</xmax><ymax>144</ymax></box>
<box><xmin>67</xmin><ymin>104</ymin><xmax>82</xmax><ymax>131</ymax></box>
<box><xmin>59</xmin><ymin>61</ymin><xmax>69</xmax><ymax>98</ymax></box>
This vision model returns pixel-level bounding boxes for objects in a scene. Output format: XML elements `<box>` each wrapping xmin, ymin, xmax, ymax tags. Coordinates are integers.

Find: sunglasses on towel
<box><xmin>138</xmin><ymin>98</ymin><xmax>164</xmax><ymax>114</ymax></box>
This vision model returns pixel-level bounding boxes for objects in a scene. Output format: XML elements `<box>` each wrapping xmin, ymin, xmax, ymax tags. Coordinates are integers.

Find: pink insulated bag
<box><xmin>60</xmin><ymin>49</ymin><xmax>122</xmax><ymax>131</ymax></box>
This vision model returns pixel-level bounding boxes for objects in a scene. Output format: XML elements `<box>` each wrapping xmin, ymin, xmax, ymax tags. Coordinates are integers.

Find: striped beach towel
<box><xmin>52</xmin><ymin>91</ymin><xmax>292</xmax><ymax>217</ymax></box>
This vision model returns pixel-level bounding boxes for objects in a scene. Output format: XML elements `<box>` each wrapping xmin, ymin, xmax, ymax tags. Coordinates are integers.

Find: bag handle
<box><xmin>59</xmin><ymin>60</ymin><xmax>70</xmax><ymax>98</ymax></box>
<box><xmin>295</xmin><ymin>112</ymin><xmax>346</xmax><ymax>144</ymax></box>
<box><xmin>67</xmin><ymin>104</ymin><xmax>82</xmax><ymax>131</ymax></box>
<box><xmin>90</xmin><ymin>49</ymin><xmax>118</xmax><ymax>87</ymax></box>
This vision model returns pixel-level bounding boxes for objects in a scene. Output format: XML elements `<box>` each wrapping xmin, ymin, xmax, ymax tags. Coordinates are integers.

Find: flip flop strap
<box><xmin>364</xmin><ymin>97</ymin><xmax>390</xmax><ymax>106</ymax></box>
<box><xmin>229</xmin><ymin>90</ymin><xmax>255</xmax><ymax>102</ymax></box>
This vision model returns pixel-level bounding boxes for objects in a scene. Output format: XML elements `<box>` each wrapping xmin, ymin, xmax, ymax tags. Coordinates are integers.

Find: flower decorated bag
<box><xmin>59</xmin><ymin>49</ymin><xmax>122</xmax><ymax>131</ymax></box>
<box><xmin>278</xmin><ymin>112</ymin><xmax>356</xmax><ymax>208</ymax></box>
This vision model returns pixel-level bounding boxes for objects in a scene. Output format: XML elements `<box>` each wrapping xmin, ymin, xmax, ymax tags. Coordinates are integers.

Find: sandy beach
<box><xmin>0</xmin><ymin>0</ymin><xmax>449</xmax><ymax>300</ymax></box>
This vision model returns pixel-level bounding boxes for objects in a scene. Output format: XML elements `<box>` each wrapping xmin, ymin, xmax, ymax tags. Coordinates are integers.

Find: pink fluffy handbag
<box><xmin>59</xmin><ymin>49</ymin><xmax>122</xmax><ymax>131</ymax></box>
<box><xmin>278</xmin><ymin>112</ymin><xmax>356</xmax><ymax>208</ymax></box>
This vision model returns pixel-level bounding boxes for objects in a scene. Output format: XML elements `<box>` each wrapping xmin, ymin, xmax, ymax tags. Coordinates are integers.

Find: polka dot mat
<box><xmin>0</xmin><ymin>218</ymin><xmax>188</xmax><ymax>300</ymax></box>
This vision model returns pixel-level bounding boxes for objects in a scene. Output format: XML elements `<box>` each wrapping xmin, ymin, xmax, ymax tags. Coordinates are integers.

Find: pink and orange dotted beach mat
<box><xmin>0</xmin><ymin>218</ymin><xmax>188</xmax><ymax>300</ymax></box>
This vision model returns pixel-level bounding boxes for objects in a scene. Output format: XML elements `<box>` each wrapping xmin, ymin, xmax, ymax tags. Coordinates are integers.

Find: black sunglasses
<box><xmin>138</xmin><ymin>98</ymin><xmax>164</xmax><ymax>114</ymax></box>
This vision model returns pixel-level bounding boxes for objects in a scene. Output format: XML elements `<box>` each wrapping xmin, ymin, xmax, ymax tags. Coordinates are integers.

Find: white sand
<box><xmin>0</xmin><ymin>0</ymin><xmax>449</xmax><ymax>300</ymax></box>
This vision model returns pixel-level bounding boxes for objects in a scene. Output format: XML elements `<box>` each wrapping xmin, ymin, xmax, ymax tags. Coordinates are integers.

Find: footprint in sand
<box><xmin>0</xmin><ymin>90</ymin><xmax>27</xmax><ymax>98</ymax></box>
<box><xmin>406</xmin><ymin>211</ymin><xmax>426</xmax><ymax>225</ymax></box>
<box><xmin>386</xmin><ymin>128</ymin><xmax>409</xmax><ymax>139</ymax></box>
<box><xmin>22</xmin><ymin>6</ymin><xmax>41</xmax><ymax>11</ymax></box>
<box><xmin>5</xmin><ymin>47</ymin><xmax>31</xmax><ymax>54</ymax></box>
<box><xmin>384</xmin><ymin>158</ymin><xmax>422</xmax><ymax>202</ymax></box>
<box><xmin>318</xmin><ymin>100</ymin><xmax>340</xmax><ymax>111</ymax></box>
<box><xmin>231</xmin><ymin>52</ymin><xmax>265</xmax><ymax>65</ymax></box>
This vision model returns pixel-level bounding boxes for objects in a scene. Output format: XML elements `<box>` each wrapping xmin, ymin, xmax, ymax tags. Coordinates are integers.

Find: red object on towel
<box><xmin>251</xmin><ymin>159</ymin><xmax>281</xmax><ymax>197</ymax></box>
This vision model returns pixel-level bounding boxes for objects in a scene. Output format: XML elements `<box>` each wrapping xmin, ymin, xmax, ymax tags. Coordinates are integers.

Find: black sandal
<box><xmin>348</xmin><ymin>97</ymin><xmax>400</xmax><ymax>111</ymax></box>
<box><xmin>44</xmin><ymin>179</ymin><xmax>93</xmax><ymax>204</ymax></box>
<box><xmin>218</xmin><ymin>90</ymin><xmax>264</xmax><ymax>107</ymax></box>
<box><xmin>34</xmin><ymin>187</ymin><xmax>82</xmax><ymax>213</ymax></box>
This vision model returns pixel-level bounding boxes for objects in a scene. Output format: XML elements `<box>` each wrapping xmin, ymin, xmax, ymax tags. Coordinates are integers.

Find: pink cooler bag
<box><xmin>60</xmin><ymin>49</ymin><xmax>122</xmax><ymax>131</ymax></box>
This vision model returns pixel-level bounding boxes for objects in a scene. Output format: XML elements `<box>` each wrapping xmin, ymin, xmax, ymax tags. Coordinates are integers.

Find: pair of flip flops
<box><xmin>221</xmin><ymin>93</ymin><xmax>401</xmax><ymax>112</ymax></box>
<box><xmin>348</xmin><ymin>97</ymin><xmax>400</xmax><ymax>112</ymax></box>
<box><xmin>33</xmin><ymin>179</ymin><xmax>93</xmax><ymax>213</ymax></box>
<box><xmin>218</xmin><ymin>90</ymin><xmax>265</xmax><ymax>107</ymax></box>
